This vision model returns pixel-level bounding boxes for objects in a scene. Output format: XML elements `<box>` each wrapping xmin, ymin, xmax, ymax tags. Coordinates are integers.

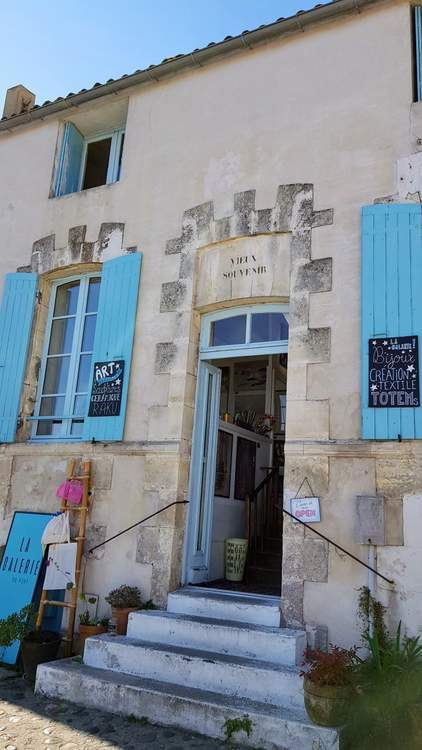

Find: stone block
<box><xmin>84</xmin><ymin>524</ymin><xmax>106</xmax><ymax>560</ymax></box>
<box><xmin>10</xmin><ymin>456</ymin><xmax>70</xmax><ymax>512</ymax></box>
<box><xmin>281</xmin><ymin>581</ymin><xmax>304</xmax><ymax>627</ymax></box>
<box><xmin>384</xmin><ymin>499</ymin><xmax>403</xmax><ymax>546</ymax></box>
<box><xmin>295</xmin><ymin>258</ymin><xmax>332</xmax><ymax>294</ymax></box>
<box><xmin>285</xmin><ymin>399</ymin><xmax>329</xmax><ymax>441</ymax></box>
<box><xmin>136</xmin><ymin>526</ymin><xmax>159</xmax><ymax>565</ymax></box>
<box><xmin>90</xmin><ymin>457</ymin><xmax>113</xmax><ymax>491</ymax></box>
<box><xmin>355</xmin><ymin>495</ymin><xmax>385</xmax><ymax>545</ymax></box>
<box><xmin>147</xmin><ymin>405</ymin><xmax>183</xmax><ymax>441</ymax></box>
<box><xmin>303</xmin><ymin>538</ymin><xmax>329</xmax><ymax>582</ymax></box>
<box><xmin>306</xmin><ymin>624</ymin><xmax>329</xmax><ymax>651</ymax></box>
<box><xmin>155</xmin><ymin>343</ymin><xmax>177</xmax><ymax>374</ymax></box>
<box><xmin>291</xmin><ymin>327</ymin><xmax>331</xmax><ymax>364</ymax></box>
<box><xmin>402</xmin><ymin>494</ymin><xmax>422</xmax><ymax>549</ymax></box>
<box><xmin>160</xmin><ymin>281</ymin><xmax>186</xmax><ymax>312</ymax></box>
<box><xmin>0</xmin><ymin>458</ymin><xmax>13</xmax><ymax>483</ymax></box>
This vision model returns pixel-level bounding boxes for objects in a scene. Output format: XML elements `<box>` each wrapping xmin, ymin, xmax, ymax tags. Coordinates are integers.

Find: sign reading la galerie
<box><xmin>88</xmin><ymin>359</ymin><xmax>125</xmax><ymax>418</ymax></box>
<box><xmin>368</xmin><ymin>336</ymin><xmax>420</xmax><ymax>408</ymax></box>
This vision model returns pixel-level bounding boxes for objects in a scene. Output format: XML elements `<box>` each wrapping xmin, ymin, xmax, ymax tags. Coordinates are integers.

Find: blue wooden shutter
<box><xmin>83</xmin><ymin>253</ymin><xmax>142</xmax><ymax>442</ymax></box>
<box><xmin>54</xmin><ymin>122</ymin><xmax>84</xmax><ymax>197</ymax></box>
<box><xmin>361</xmin><ymin>204</ymin><xmax>422</xmax><ymax>439</ymax></box>
<box><xmin>0</xmin><ymin>273</ymin><xmax>37</xmax><ymax>443</ymax></box>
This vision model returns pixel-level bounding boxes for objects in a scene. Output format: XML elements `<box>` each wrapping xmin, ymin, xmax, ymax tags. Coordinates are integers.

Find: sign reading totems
<box><xmin>368</xmin><ymin>336</ymin><xmax>420</xmax><ymax>408</ymax></box>
<box><xmin>88</xmin><ymin>360</ymin><xmax>125</xmax><ymax>418</ymax></box>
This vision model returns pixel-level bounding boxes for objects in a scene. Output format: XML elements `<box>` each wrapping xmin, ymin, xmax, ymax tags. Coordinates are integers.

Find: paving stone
<box><xmin>0</xmin><ymin>677</ymin><xmax>249</xmax><ymax>749</ymax></box>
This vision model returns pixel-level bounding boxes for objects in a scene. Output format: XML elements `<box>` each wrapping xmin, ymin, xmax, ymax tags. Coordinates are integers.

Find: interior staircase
<box><xmin>36</xmin><ymin>588</ymin><xmax>339</xmax><ymax>750</ymax></box>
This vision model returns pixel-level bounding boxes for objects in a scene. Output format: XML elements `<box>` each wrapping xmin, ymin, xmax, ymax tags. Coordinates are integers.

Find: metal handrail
<box><xmin>88</xmin><ymin>500</ymin><xmax>189</xmax><ymax>555</ymax></box>
<box><xmin>276</xmin><ymin>504</ymin><xmax>394</xmax><ymax>586</ymax></box>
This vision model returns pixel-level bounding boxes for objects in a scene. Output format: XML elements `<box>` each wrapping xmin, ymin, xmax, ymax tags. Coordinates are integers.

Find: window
<box><xmin>32</xmin><ymin>274</ymin><xmax>101</xmax><ymax>439</ymax></box>
<box><xmin>201</xmin><ymin>305</ymin><xmax>289</xmax><ymax>359</ymax></box>
<box><xmin>54</xmin><ymin>123</ymin><xmax>125</xmax><ymax>197</ymax></box>
<box><xmin>414</xmin><ymin>7</ymin><xmax>422</xmax><ymax>102</ymax></box>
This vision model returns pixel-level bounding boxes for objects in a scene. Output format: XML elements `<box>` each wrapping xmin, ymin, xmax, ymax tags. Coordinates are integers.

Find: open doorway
<box><xmin>183</xmin><ymin>305</ymin><xmax>289</xmax><ymax>597</ymax></box>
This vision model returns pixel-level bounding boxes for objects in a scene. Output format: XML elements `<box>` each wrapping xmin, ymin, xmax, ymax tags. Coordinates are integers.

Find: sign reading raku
<box><xmin>368</xmin><ymin>336</ymin><xmax>419</xmax><ymax>408</ymax></box>
<box><xmin>88</xmin><ymin>360</ymin><xmax>125</xmax><ymax>417</ymax></box>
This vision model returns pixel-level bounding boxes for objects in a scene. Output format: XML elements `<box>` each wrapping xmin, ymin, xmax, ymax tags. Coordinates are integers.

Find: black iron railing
<box><xmin>247</xmin><ymin>469</ymin><xmax>394</xmax><ymax>586</ymax></box>
<box><xmin>88</xmin><ymin>500</ymin><xmax>189</xmax><ymax>555</ymax></box>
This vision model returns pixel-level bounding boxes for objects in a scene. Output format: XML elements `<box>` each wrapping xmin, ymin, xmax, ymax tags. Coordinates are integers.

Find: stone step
<box><xmin>36</xmin><ymin>660</ymin><xmax>339</xmax><ymax>750</ymax></box>
<box><xmin>84</xmin><ymin>634</ymin><xmax>304</xmax><ymax>710</ymax></box>
<box><xmin>127</xmin><ymin>610</ymin><xmax>305</xmax><ymax>666</ymax></box>
<box><xmin>167</xmin><ymin>588</ymin><xmax>281</xmax><ymax>626</ymax></box>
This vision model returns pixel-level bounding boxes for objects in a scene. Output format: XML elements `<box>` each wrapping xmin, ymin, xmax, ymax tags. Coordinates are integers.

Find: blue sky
<box><xmin>1</xmin><ymin>1</ymin><xmax>326</xmax><ymax>106</ymax></box>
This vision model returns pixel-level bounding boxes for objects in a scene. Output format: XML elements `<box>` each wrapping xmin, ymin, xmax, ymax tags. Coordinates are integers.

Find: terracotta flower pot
<box><xmin>111</xmin><ymin>607</ymin><xmax>139</xmax><ymax>635</ymax></box>
<box><xmin>303</xmin><ymin>675</ymin><xmax>352</xmax><ymax>727</ymax></box>
<box><xmin>79</xmin><ymin>624</ymin><xmax>108</xmax><ymax>654</ymax></box>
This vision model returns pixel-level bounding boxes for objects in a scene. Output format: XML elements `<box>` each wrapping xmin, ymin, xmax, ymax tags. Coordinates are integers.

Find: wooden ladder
<box><xmin>35</xmin><ymin>458</ymin><xmax>91</xmax><ymax>657</ymax></box>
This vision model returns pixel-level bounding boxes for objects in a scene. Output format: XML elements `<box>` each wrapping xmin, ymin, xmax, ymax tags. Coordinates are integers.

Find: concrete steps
<box><xmin>127</xmin><ymin>610</ymin><xmax>305</xmax><ymax>665</ymax></box>
<box><xmin>36</xmin><ymin>660</ymin><xmax>339</xmax><ymax>750</ymax></box>
<box><xmin>35</xmin><ymin>588</ymin><xmax>339</xmax><ymax>749</ymax></box>
<box><xmin>167</xmin><ymin>588</ymin><xmax>282</xmax><ymax>626</ymax></box>
<box><xmin>84</xmin><ymin>634</ymin><xmax>304</xmax><ymax>710</ymax></box>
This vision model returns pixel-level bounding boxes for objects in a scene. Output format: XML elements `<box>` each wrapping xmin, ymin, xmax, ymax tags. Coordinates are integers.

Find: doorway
<box><xmin>183</xmin><ymin>305</ymin><xmax>289</xmax><ymax>597</ymax></box>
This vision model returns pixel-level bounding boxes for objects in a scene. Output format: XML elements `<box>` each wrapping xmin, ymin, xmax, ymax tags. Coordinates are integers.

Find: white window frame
<box><xmin>199</xmin><ymin>303</ymin><xmax>289</xmax><ymax>360</ymax></box>
<box><xmin>78</xmin><ymin>128</ymin><xmax>125</xmax><ymax>191</ymax></box>
<box><xmin>31</xmin><ymin>272</ymin><xmax>101</xmax><ymax>442</ymax></box>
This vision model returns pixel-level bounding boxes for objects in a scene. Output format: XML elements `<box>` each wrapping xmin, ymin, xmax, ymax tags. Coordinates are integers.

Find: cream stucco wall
<box><xmin>0</xmin><ymin>0</ymin><xmax>420</xmax><ymax>643</ymax></box>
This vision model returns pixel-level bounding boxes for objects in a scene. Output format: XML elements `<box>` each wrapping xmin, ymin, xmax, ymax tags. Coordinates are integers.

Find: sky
<box><xmin>0</xmin><ymin>1</ymin><xmax>327</xmax><ymax>106</ymax></box>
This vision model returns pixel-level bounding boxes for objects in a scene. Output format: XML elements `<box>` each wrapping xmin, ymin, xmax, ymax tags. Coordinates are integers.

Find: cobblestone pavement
<box><xmin>0</xmin><ymin>676</ymin><xmax>248</xmax><ymax>750</ymax></box>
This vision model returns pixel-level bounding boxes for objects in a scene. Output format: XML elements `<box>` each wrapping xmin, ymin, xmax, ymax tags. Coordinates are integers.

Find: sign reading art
<box><xmin>0</xmin><ymin>511</ymin><xmax>54</xmax><ymax>665</ymax></box>
<box><xmin>290</xmin><ymin>497</ymin><xmax>321</xmax><ymax>524</ymax></box>
<box><xmin>88</xmin><ymin>360</ymin><xmax>125</xmax><ymax>418</ymax></box>
<box><xmin>368</xmin><ymin>336</ymin><xmax>420</xmax><ymax>408</ymax></box>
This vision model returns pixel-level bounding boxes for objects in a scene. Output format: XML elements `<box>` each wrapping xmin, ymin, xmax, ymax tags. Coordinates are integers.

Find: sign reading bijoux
<box><xmin>368</xmin><ymin>336</ymin><xmax>420</xmax><ymax>408</ymax></box>
<box><xmin>88</xmin><ymin>360</ymin><xmax>125</xmax><ymax>417</ymax></box>
<box><xmin>222</xmin><ymin>255</ymin><xmax>268</xmax><ymax>279</ymax></box>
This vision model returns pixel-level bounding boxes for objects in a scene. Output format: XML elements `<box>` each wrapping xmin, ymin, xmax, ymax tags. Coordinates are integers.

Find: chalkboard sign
<box><xmin>368</xmin><ymin>336</ymin><xmax>419</xmax><ymax>408</ymax></box>
<box><xmin>88</xmin><ymin>360</ymin><xmax>125</xmax><ymax>417</ymax></box>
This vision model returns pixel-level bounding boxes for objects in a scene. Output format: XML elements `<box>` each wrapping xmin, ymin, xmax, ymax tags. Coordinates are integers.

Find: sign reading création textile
<box><xmin>88</xmin><ymin>360</ymin><xmax>125</xmax><ymax>418</ymax></box>
<box><xmin>368</xmin><ymin>336</ymin><xmax>420</xmax><ymax>408</ymax></box>
<box><xmin>0</xmin><ymin>511</ymin><xmax>54</xmax><ymax>665</ymax></box>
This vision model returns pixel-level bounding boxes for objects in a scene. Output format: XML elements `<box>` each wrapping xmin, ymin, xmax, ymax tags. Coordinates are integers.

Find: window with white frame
<box><xmin>54</xmin><ymin>123</ymin><xmax>125</xmax><ymax>197</ymax></box>
<box><xmin>32</xmin><ymin>274</ymin><xmax>101</xmax><ymax>439</ymax></box>
<box><xmin>200</xmin><ymin>305</ymin><xmax>289</xmax><ymax>359</ymax></box>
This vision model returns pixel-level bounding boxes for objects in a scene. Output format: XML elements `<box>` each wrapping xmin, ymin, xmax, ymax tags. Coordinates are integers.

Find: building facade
<box><xmin>0</xmin><ymin>0</ymin><xmax>422</xmax><ymax>649</ymax></box>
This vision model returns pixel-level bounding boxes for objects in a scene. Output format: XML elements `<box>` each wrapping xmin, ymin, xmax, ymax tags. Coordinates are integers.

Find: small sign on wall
<box><xmin>290</xmin><ymin>497</ymin><xmax>321</xmax><ymax>524</ymax></box>
<box><xmin>368</xmin><ymin>336</ymin><xmax>419</xmax><ymax>408</ymax></box>
<box><xmin>88</xmin><ymin>360</ymin><xmax>125</xmax><ymax>418</ymax></box>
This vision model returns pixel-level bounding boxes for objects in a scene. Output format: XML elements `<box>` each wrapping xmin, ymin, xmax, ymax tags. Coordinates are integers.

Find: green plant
<box><xmin>142</xmin><ymin>600</ymin><xmax>157</xmax><ymax>611</ymax></box>
<box><xmin>0</xmin><ymin>605</ymin><xmax>34</xmax><ymax>648</ymax></box>
<box><xmin>105</xmin><ymin>585</ymin><xmax>142</xmax><ymax>609</ymax></box>
<box><xmin>224</xmin><ymin>716</ymin><xmax>253</xmax><ymax>743</ymax></box>
<box><xmin>357</xmin><ymin>586</ymin><xmax>387</xmax><ymax>647</ymax></box>
<box><xmin>301</xmin><ymin>646</ymin><xmax>358</xmax><ymax>688</ymax></box>
<box><xmin>343</xmin><ymin>623</ymin><xmax>422</xmax><ymax>750</ymax></box>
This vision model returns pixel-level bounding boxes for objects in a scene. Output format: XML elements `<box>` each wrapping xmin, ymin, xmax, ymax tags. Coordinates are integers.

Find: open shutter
<box><xmin>0</xmin><ymin>273</ymin><xmax>37</xmax><ymax>443</ymax></box>
<box><xmin>54</xmin><ymin>122</ymin><xmax>84</xmax><ymax>197</ymax></box>
<box><xmin>83</xmin><ymin>253</ymin><xmax>142</xmax><ymax>442</ymax></box>
<box><xmin>361</xmin><ymin>204</ymin><xmax>422</xmax><ymax>439</ymax></box>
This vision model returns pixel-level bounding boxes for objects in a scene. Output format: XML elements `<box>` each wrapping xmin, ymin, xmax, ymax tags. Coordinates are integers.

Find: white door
<box><xmin>184</xmin><ymin>361</ymin><xmax>221</xmax><ymax>583</ymax></box>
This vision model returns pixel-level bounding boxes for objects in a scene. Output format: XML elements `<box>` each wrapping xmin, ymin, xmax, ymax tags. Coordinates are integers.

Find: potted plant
<box><xmin>105</xmin><ymin>585</ymin><xmax>142</xmax><ymax>635</ymax></box>
<box><xmin>78</xmin><ymin>612</ymin><xmax>109</xmax><ymax>653</ymax></box>
<box><xmin>0</xmin><ymin>605</ymin><xmax>61</xmax><ymax>683</ymax></box>
<box><xmin>301</xmin><ymin>645</ymin><xmax>358</xmax><ymax>727</ymax></box>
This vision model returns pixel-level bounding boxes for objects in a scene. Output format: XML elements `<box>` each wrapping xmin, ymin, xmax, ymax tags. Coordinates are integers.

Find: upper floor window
<box><xmin>200</xmin><ymin>305</ymin><xmax>289</xmax><ymax>359</ymax></box>
<box><xmin>414</xmin><ymin>7</ymin><xmax>422</xmax><ymax>102</ymax></box>
<box><xmin>32</xmin><ymin>274</ymin><xmax>101</xmax><ymax>439</ymax></box>
<box><xmin>54</xmin><ymin>123</ymin><xmax>125</xmax><ymax>197</ymax></box>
